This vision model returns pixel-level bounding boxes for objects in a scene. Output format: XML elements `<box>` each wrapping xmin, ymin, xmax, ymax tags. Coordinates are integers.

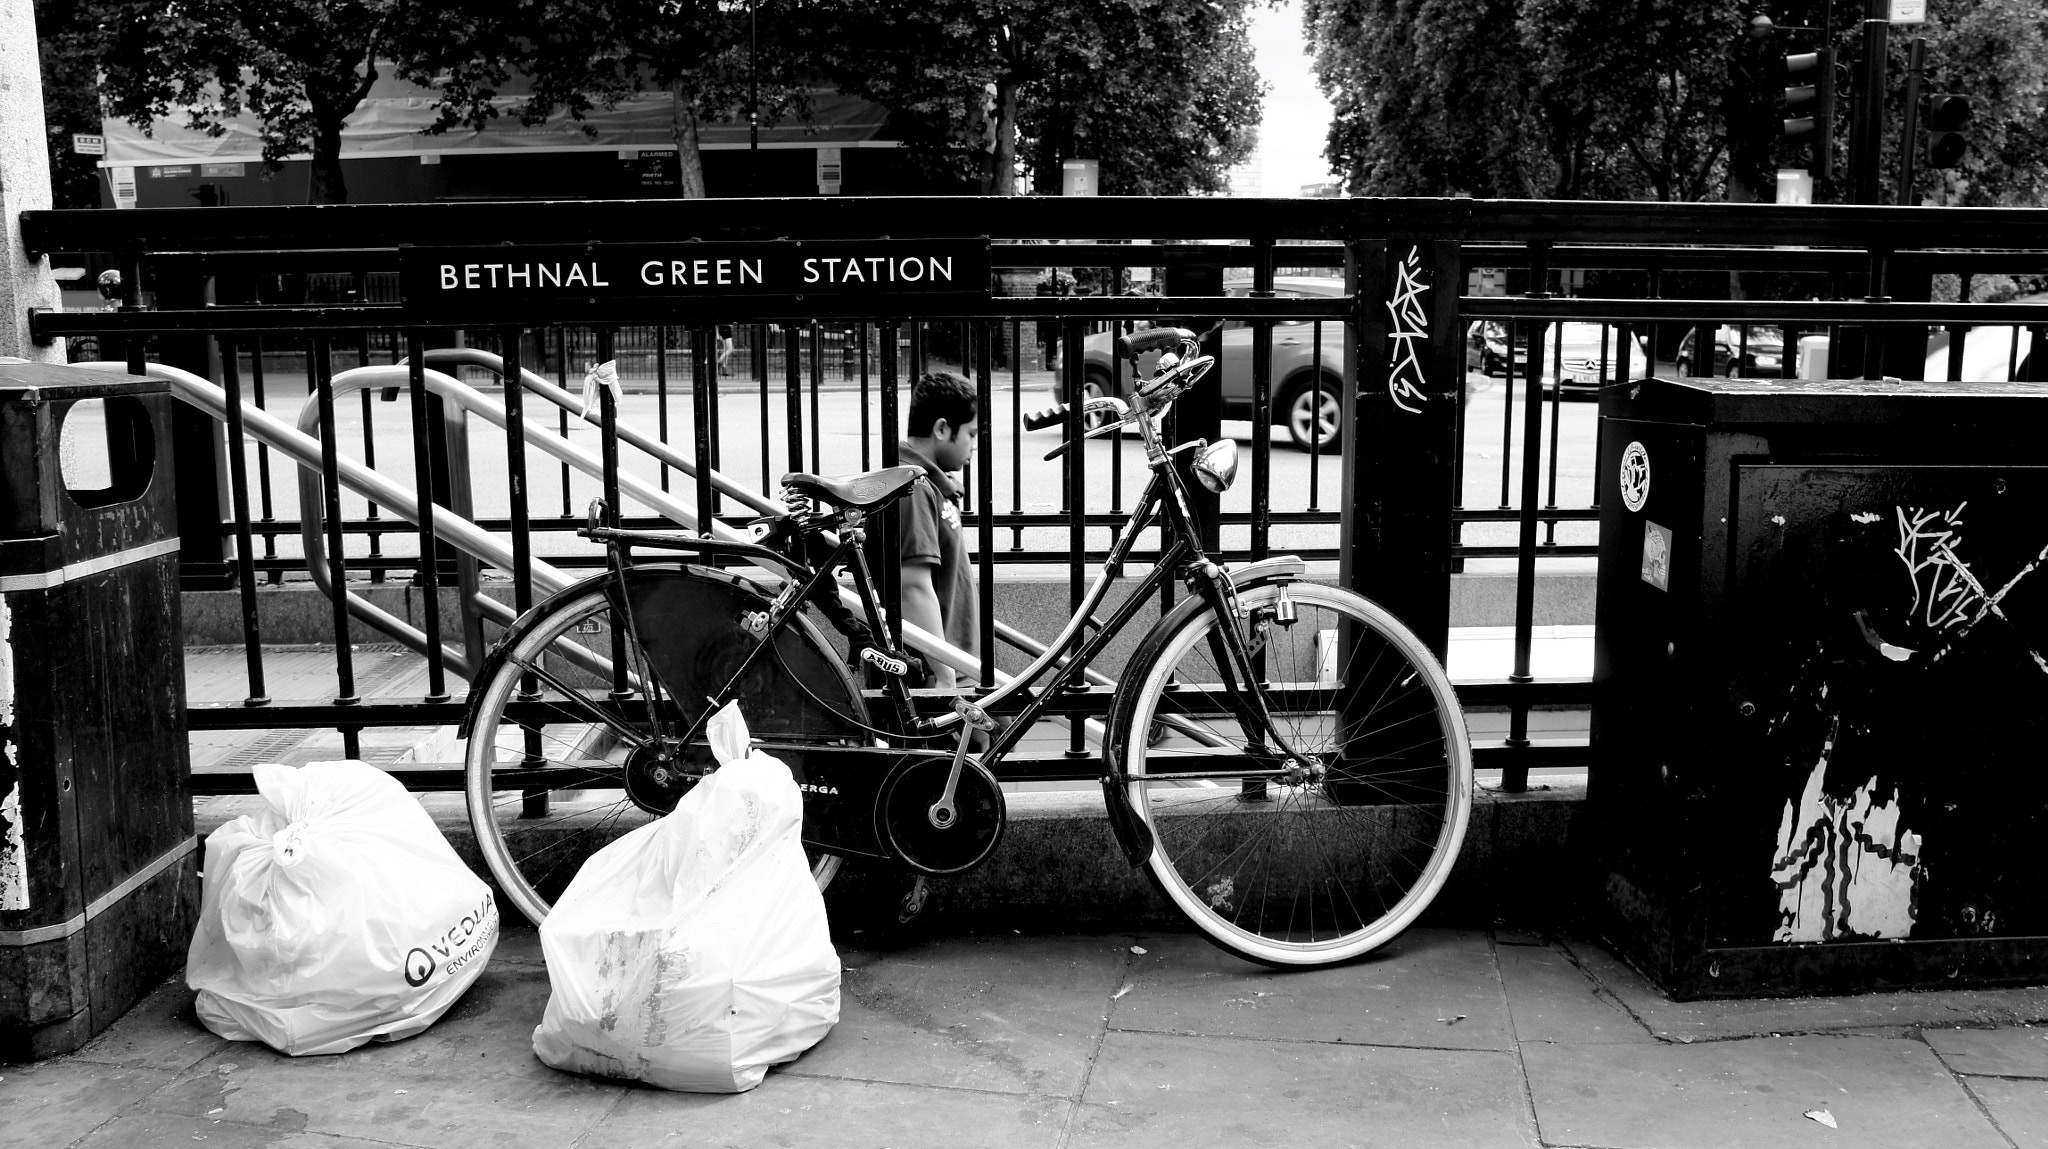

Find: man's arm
<box><xmin>898</xmin><ymin>561</ymin><xmax>955</xmax><ymax>688</ymax></box>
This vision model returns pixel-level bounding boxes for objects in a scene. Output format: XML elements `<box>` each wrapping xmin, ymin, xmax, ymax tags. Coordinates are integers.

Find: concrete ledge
<box><xmin>193</xmin><ymin>778</ymin><xmax>1588</xmax><ymax>936</ymax></box>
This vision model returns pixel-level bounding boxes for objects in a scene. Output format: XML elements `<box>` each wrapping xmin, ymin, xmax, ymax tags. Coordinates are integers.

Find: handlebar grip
<box><xmin>1116</xmin><ymin>326</ymin><xmax>1197</xmax><ymax>362</ymax></box>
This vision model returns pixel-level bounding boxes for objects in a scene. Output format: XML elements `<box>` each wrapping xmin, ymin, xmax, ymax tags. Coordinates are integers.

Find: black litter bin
<box><xmin>0</xmin><ymin>362</ymin><xmax>196</xmax><ymax>1059</ymax></box>
<box><xmin>1591</xmin><ymin>375</ymin><xmax>2048</xmax><ymax>999</ymax></box>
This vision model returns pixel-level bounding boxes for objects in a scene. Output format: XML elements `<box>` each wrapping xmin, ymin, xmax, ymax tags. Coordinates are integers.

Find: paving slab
<box><xmin>71</xmin><ymin>1110</ymin><xmax>406</xmax><ymax>1148</ymax></box>
<box><xmin>593</xmin><ymin>1074</ymin><xmax>1073</xmax><ymax>1148</ymax></box>
<box><xmin>65</xmin><ymin>977</ymin><xmax>230</xmax><ymax>1073</ymax></box>
<box><xmin>1522</xmin><ymin>1034</ymin><xmax>2006</xmax><ymax>1149</ymax></box>
<box><xmin>1109</xmin><ymin>929</ymin><xmax>1512</xmax><ymax>1052</ymax></box>
<box><xmin>1496</xmin><ymin>940</ymin><xmax>1654</xmax><ymax>1046</ymax></box>
<box><xmin>0</xmin><ymin>1060</ymin><xmax>177</xmax><ymax>1147</ymax></box>
<box><xmin>791</xmin><ymin>933</ymin><xmax>1129</xmax><ymax>1096</ymax></box>
<box><xmin>1564</xmin><ymin>937</ymin><xmax>2048</xmax><ymax>1041</ymax></box>
<box><xmin>135</xmin><ymin>961</ymin><xmax>619</xmax><ymax>1149</ymax></box>
<box><xmin>1962</xmin><ymin>1076</ymin><xmax>2048</xmax><ymax>1147</ymax></box>
<box><xmin>1068</xmin><ymin>1029</ymin><xmax>1536</xmax><ymax>1149</ymax></box>
<box><xmin>1925</xmin><ymin>1025</ymin><xmax>2048</xmax><ymax>1079</ymax></box>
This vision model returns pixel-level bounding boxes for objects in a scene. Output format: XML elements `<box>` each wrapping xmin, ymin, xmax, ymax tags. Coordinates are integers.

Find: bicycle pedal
<box><xmin>950</xmin><ymin>697</ymin><xmax>998</xmax><ymax>732</ymax></box>
<box><xmin>896</xmin><ymin>875</ymin><xmax>931</xmax><ymax>924</ymax></box>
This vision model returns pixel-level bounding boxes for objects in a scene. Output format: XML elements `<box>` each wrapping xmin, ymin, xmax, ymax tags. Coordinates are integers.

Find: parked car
<box><xmin>1673</xmin><ymin>324</ymin><xmax>1788</xmax><ymax>377</ymax></box>
<box><xmin>1069</xmin><ymin>276</ymin><xmax>1349</xmax><ymax>452</ymax></box>
<box><xmin>1465</xmin><ymin>320</ymin><xmax>1648</xmax><ymax>395</ymax></box>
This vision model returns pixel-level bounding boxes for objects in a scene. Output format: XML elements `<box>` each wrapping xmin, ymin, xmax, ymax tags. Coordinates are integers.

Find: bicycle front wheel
<box><xmin>1111</xmin><ymin>582</ymin><xmax>1472</xmax><ymax>966</ymax></box>
<box><xmin>464</xmin><ymin>567</ymin><xmax>870</xmax><ymax>926</ymax></box>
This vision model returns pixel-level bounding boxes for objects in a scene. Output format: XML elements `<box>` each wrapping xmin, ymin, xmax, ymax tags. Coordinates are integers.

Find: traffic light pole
<box><xmin>1848</xmin><ymin>0</ymin><xmax>1889</xmax><ymax>204</ymax></box>
<box><xmin>1896</xmin><ymin>37</ymin><xmax>1926</xmax><ymax>206</ymax></box>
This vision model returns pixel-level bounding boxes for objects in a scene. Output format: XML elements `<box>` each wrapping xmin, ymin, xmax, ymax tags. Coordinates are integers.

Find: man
<box><xmin>870</xmin><ymin>371</ymin><xmax>979</xmax><ymax>688</ymax></box>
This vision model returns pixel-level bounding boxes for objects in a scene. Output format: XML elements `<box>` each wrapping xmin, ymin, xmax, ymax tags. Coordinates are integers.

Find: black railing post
<box><xmin>1344</xmin><ymin>237</ymin><xmax>1459</xmax><ymax>658</ymax></box>
<box><xmin>216</xmin><ymin>335</ymin><xmax>267</xmax><ymax>705</ymax></box>
<box><xmin>403</xmin><ymin>331</ymin><xmax>449</xmax><ymax>704</ymax></box>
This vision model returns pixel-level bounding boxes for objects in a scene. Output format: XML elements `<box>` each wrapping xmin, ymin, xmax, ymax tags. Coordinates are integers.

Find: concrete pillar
<box><xmin>0</xmin><ymin>0</ymin><xmax>63</xmax><ymax>364</ymax></box>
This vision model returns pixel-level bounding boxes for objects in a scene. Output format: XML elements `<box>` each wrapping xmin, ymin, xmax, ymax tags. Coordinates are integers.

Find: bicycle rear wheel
<box><xmin>1110</xmin><ymin>582</ymin><xmax>1472</xmax><ymax>966</ymax></box>
<box><xmin>464</xmin><ymin>567</ymin><xmax>871</xmax><ymax>926</ymax></box>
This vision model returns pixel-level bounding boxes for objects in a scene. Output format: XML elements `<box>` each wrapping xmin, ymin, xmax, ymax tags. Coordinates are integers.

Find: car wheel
<box><xmin>1081</xmin><ymin>370</ymin><xmax>1116</xmax><ymax>430</ymax></box>
<box><xmin>1280</xmin><ymin>376</ymin><xmax>1343</xmax><ymax>453</ymax></box>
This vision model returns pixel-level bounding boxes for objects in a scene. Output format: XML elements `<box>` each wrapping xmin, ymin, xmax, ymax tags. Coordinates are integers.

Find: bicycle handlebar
<box><xmin>1116</xmin><ymin>326</ymin><xmax>1198</xmax><ymax>363</ymax></box>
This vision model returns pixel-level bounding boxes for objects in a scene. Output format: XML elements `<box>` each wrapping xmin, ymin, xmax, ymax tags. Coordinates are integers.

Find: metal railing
<box><xmin>23</xmin><ymin>196</ymin><xmax>2048</xmax><ymax>794</ymax></box>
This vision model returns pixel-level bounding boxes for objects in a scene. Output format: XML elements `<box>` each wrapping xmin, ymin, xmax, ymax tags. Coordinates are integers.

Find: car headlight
<box><xmin>1754</xmin><ymin>353</ymin><xmax>1781</xmax><ymax>367</ymax></box>
<box><xmin>1193</xmin><ymin>438</ymin><xmax>1239</xmax><ymax>493</ymax></box>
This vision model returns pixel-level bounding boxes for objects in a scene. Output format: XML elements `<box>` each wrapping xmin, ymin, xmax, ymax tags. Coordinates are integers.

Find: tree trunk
<box><xmin>672</xmin><ymin>89</ymin><xmax>708</xmax><ymax>198</ymax></box>
<box><xmin>309</xmin><ymin>120</ymin><xmax>348</xmax><ymax>204</ymax></box>
<box><xmin>991</xmin><ymin>76</ymin><xmax>1020</xmax><ymax>195</ymax></box>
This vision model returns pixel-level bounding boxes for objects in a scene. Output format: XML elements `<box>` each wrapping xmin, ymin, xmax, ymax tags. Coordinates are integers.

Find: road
<box><xmin>157</xmin><ymin>365</ymin><xmax>1602</xmax><ymax>567</ymax></box>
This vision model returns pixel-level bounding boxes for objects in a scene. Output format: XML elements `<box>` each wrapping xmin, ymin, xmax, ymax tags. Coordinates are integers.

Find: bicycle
<box><xmin>460</xmin><ymin>327</ymin><xmax>1474</xmax><ymax>967</ymax></box>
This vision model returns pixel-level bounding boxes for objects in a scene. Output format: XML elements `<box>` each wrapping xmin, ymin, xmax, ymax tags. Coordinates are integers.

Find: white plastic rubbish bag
<box><xmin>532</xmin><ymin>701</ymin><xmax>841</xmax><ymax>1092</ymax></box>
<box><xmin>185</xmin><ymin>760</ymin><xmax>499</xmax><ymax>1056</ymax></box>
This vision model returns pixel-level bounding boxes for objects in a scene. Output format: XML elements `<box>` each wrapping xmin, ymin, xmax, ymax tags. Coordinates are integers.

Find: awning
<box><xmin>101</xmin><ymin>72</ymin><xmax>895</xmax><ymax>166</ymax></box>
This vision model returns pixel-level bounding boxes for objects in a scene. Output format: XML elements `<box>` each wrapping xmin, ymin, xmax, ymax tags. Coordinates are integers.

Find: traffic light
<box><xmin>1779</xmin><ymin>49</ymin><xmax>1835</xmax><ymax>181</ymax></box>
<box><xmin>1926</xmin><ymin>94</ymin><xmax>1972</xmax><ymax>168</ymax></box>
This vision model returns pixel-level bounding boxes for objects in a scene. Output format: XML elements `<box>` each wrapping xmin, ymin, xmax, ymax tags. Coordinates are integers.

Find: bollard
<box><xmin>0</xmin><ymin>362</ymin><xmax>195</xmax><ymax>1059</ymax></box>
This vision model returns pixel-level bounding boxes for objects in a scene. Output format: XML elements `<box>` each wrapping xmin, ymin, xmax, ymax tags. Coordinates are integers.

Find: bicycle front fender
<box><xmin>1097</xmin><ymin>557</ymin><xmax>1308</xmax><ymax>868</ymax></box>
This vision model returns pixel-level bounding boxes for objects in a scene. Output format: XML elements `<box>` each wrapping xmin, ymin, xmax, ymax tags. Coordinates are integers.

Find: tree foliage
<box><xmin>1305</xmin><ymin>0</ymin><xmax>2048</xmax><ymax>205</ymax></box>
<box><xmin>82</xmin><ymin>0</ymin><xmax>466</xmax><ymax>203</ymax></box>
<box><xmin>34</xmin><ymin>1</ymin><xmax>109</xmax><ymax>209</ymax></box>
<box><xmin>804</xmin><ymin>0</ymin><xmax>1265</xmax><ymax>196</ymax></box>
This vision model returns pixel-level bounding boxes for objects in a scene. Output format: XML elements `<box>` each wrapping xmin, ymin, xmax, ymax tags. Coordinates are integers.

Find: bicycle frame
<box><xmin>586</xmin><ymin>400</ymin><xmax>1297</xmax><ymax>779</ymax></box>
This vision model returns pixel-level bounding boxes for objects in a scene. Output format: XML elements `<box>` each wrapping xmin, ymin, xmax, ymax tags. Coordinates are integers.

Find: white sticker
<box><xmin>1641</xmin><ymin>521</ymin><xmax>1672</xmax><ymax>592</ymax></box>
<box><xmin>271</xmin><ymin>823</ymin><xmax>309</xmax><ymax>867</ymax></box>
<box><xmin>1618</xmin><ymin>441</ymin><xmax>1651</xmax><ymax>512</ymax></box>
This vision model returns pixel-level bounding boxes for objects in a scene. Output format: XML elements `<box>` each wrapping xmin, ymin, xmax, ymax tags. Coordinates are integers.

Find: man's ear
<box><xmin>931</xmin><ymin>417</ymin><xmax>953</xmax><ymax>441</ymax></box>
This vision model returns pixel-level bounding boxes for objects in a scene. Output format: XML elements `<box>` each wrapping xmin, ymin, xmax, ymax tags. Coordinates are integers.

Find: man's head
<box><xmin>906</xmin><ymin>371</ymin><xmax>979</xmax><ymax>472</ymax></box>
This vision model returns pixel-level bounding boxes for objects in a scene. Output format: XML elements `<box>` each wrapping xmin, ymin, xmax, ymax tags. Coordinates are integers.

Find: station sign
<box><xmin>400</xmin><ymin>238</ymin><xmax>991</xmax><ymax>322</ymax></box>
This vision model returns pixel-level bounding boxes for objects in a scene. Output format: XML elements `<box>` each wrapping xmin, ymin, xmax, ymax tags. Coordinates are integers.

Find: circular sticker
<box><xmin>1618</xmin><ymin>441</ymin><xmax>1652</xmax><ymax>512</ymax></box>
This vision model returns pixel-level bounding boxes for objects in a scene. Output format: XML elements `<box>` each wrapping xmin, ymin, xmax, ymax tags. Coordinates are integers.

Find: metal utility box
<box><xmin>0</xmin><ymin>363</ymin><xmax>196</xmax><ymax>1059</ymax></box>
<box><xmin>1591</xmin><ymin>376</ymin><xmax>2048</xmax><ymax>999</ymax></box>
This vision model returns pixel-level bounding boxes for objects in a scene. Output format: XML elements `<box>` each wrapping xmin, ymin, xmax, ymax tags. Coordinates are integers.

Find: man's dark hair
<box><xmin>907</xmin><ymin>371</ymin><xmax>978</xmax><ymax>438</ymax></box>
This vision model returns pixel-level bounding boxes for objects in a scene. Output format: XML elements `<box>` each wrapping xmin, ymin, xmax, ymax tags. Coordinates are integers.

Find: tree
<box><xmin>424</xmin><ymin>0</ymin><xmax>813</xmax><ymax>199</ymax></box>
<box><xmin>35</xmin><ymin>0</ymin><xmax>107</xmax><ymax>209</ymax></box>
<box><xmin>87</xmin><ymin>0</ymin><xmax>460</xmax><ymax>204</ymax></box>
<box><xmin>1305</xmin><ymin>0</ymin><xmax>1744</xmax><ymax>202</ymax></box>
<box><xmin>1305</xmin><ymin>0</ymin><xmax>2048</xmax><ymax>206</ymax></box>
<box><xmin>806</xmin><ymin>0</ymin><xmax>1264</xmax><ymax>196</ymax></box>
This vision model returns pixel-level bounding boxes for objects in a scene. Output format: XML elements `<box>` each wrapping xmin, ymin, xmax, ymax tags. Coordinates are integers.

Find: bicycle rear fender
<box><xmin>456</xmin><ymin>564</ymin><xmax>865</xmax><ymax>743</ymax></box>
<box><xmin>1098</xmin><ymin>557</ymin><xmax>1307</xmax><ymax>868</ymax></box>
<box><xmin>458</xmin><ymin>568</ymin><xmax>630</xmax><ymax>739</ymax></box>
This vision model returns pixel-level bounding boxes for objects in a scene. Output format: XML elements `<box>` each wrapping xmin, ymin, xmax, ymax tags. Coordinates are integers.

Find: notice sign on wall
<box><xmin>401</xmin><ymin>239</ymin><xmax>991</xmax><ymax>322</ymax></box>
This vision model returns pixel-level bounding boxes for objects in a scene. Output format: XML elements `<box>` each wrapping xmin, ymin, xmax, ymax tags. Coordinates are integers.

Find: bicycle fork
<box><xmin>1190</xmin><ymin>565</ymin><xmax>1317</xmax><ymax>793</ymax></box>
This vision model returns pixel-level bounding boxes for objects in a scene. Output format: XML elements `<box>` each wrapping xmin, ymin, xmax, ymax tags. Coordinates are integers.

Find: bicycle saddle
<box><xmin>781</xmin><ymin>465</ymin><xmax>923</xmax><ymax>511</ymax></box>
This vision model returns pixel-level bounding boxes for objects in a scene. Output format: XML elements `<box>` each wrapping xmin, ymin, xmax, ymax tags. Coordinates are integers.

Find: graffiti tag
<box><xmin>1384</xmin><ymin>247</ymin><xmax>1429</xmax><ymax>414</ymax></box>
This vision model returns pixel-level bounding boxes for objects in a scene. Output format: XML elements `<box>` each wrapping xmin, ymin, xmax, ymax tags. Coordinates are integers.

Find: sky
<box><xmin>1243</xmin><ymin>0</ymin><xmax>1341</xmax><ymax>196</ymax></box>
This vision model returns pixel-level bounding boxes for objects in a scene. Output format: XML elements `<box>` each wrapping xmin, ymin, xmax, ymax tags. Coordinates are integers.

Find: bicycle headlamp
<box><xmin>1193</xmin><ymin>438</ymin><xmax>1239</xmax><ymax>493</ymax></box>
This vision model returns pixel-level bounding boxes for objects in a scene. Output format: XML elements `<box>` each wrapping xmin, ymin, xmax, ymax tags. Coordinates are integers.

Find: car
<box><xmin>1070</xmin><ymin>276</ymin><xmax>1350</xmax><ymax>452</ymax></box>
<box><xmin>1465</xmin><ymin>320</ymin><xmax>1648</xmax><ymax>395</ymax></box>
<box><xmin>1673</xmin><ymin>324</ymin><xmax>1788</xmax><ymax>377</ymax></box>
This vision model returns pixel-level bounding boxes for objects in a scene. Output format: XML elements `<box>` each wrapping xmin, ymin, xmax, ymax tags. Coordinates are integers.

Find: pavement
<box><xmin>7</xmin><ymin>921</ymin><xmax>2048</xmax><ymax>1148</ymax></box>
